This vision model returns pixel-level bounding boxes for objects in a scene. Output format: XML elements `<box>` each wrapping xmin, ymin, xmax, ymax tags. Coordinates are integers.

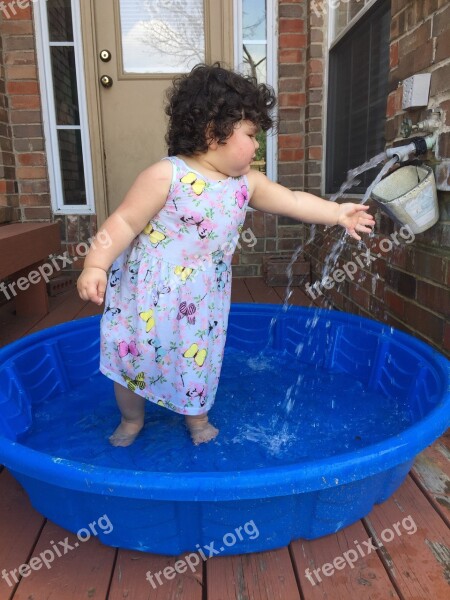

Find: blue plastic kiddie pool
<box><xmin>0</xmin><ymin>304</ymin><xmax>448</xmax><ymax>555</ymax></box>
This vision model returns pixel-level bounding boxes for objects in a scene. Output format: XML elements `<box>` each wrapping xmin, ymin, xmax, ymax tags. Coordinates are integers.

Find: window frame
<box><xmin>233</xmin><ymin>0</ymin><xmax>278</xmax><ymax>182</ymax></box>
<box><xmin>328</xmin><ymin>0</ymin><xmax>381</xmax><ymax>50</ymax></box>
<box><xmin>34</xmin><ymin>0</ymin><xmax>95</xmax><ymax>215</ymax></box>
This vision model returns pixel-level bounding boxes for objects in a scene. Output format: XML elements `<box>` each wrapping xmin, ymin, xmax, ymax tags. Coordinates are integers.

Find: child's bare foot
<box><xmin>185</xmin><ymin>414</ymin><xmax>219</xmax><ymax>445</ymax></box>
<box><xmin>109</xmin><ymin>420</ymin><xmax>143</xmax><ymax>447</ymax></box>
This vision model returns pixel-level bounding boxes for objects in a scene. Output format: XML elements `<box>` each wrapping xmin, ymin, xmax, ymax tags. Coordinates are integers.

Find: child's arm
<box><xmin>247</xmin><ymin>170</ymin><xmax>374</xmax><ymax>240</ymax></box>
<box><xmin>77</xmin><ymin>160</ymin><xmax>172</xmax><ymax>305</ymax></box>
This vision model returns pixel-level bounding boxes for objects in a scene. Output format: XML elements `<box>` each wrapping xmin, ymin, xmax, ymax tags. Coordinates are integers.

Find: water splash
<box><xmin>328</xmin><ymin>151</ymin><xmax>388</xmax><ymax>203</ymax></box>
<box><xmin>283</xmin><ymin>224</ymin><xmax>317</xmax><ymax>310</ymax></box>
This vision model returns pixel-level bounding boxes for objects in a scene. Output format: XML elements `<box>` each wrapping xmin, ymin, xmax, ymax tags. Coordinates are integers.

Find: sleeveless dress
<box><xmin>99</xmin><ymin>156</ymin><xmax>250</xmax><ymax>415</ymax></box>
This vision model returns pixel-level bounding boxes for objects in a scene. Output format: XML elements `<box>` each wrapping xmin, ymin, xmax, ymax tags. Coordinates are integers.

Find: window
<box><xmin>119</xmin><ymin>0</ymin><xmax>205</xmax><ymax>74</ymax></box>
<box><xmin>34</xmin><ymin>0</ymin><xmax>94</xmax><ymax>214</ymax></box>
<box><xmin>234</xmin><ymin>0</ymin><xmax>277</xmax><ymax>181</ymax></box>
<box><xmin>326</xmin><ymin>0</ymin><xmax>390</xmax><ymax>194</ymax></box>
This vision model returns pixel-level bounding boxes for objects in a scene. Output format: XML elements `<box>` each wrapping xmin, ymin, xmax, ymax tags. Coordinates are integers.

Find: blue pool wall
<box><xmin>0</xmin><ymin>304</ymin><xmax>448</xmax><ymax>554</ymax></box>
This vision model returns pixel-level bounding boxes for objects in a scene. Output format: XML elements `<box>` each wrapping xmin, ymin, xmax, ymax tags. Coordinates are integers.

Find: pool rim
<box><xmin>0</xmin><ymin>303</ymin><xmax>448</xmax><ymax>501</ymax></box>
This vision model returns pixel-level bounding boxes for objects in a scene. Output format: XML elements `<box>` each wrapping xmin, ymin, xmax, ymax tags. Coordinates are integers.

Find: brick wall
<box><xmin>0</xmin><ymin>31</ymin><xmax>16</xmax><ymax>223</ymax></box>
<box><xmin>233</xmin><ymin>0</ymin><xmax>308</xmax><ymax>276</ymax></box>
<box><xmin>0</xmin><ymin>5</ymin><xmax>50</xmax><ymax>222</ymax></box>
<box><xmin>306</xmin><ymin>0</ymin><xmax>450</xmax><ymax>357</ymax></box>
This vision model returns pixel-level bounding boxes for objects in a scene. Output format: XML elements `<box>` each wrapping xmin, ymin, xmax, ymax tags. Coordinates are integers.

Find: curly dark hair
<box><xmin>165</xmin><ymin>63</ymin><xmax>277</xmax><ymax>156</ymax></box>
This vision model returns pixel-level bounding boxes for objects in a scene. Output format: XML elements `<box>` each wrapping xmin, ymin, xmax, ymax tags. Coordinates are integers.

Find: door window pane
<box><xmin>119</xmin><ymin>0</ymin><xmax>205</xmax><ymax>74</ymax></box>
<box><xmin>51</xmin><ymin>47</ymin><xmax>80</xmax><ymax>125</ymax></box>
<box><xmin>47</xmin><ymin>0</ymin><xmax>74</xmax><ymax>42</ymax></box>
<box><xmin>58</xmin><ymin>130</ymin><xmax>86</xmax><ymax>205</ymax></box>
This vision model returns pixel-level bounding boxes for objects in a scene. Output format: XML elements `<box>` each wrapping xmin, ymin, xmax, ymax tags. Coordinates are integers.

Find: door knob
<box><xmin>100</xmin><ymin>75</ymin><xmax>113</xmax><ymax>88</ymax></box>
<box><xmin>100</xmin><ymin>49</ymin><xmax>112</xmax><ymax>62</ymax></box>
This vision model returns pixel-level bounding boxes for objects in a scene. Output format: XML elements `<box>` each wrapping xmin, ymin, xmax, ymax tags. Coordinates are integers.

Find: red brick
<box><xmin>279</xmin><ymin>78</ymin><xmax>302</xmax><ymax>92</ymax></box>
<box><xmin>9</xmin><ymin>94</ymin><xmax>40</xmax><ymax>110</ymax></box>
<box><xmin>16</xmin><ymin>166</ymin><xmax>48</xmax><ymax>179</ymax></box>
<box><xmin>279</xmin><ymin>148</ymin><xmax>304</xmax><ymax>161</ymax></box>
<box><xmin>278</xmin><ymin>92</ymin><xmax>306</xmax><ymax>107</ymax></box>
<box><xmin>10</xmin><ymin>109</ymin><xmax>41</xmax><ymax>124</ymax></box>
<box><xmin>349</xmin><ymin>285</ymin><xmax>370</xmax><ymax>311</ymax></box>
<box><xmin>279</xmin><ymin>18</ymin><xmax>304</xmax><ymax>33</ymax></box>
<box><xmin>4</xmin><ymin>50</ymin><xmax>35</xmax><ymax>66</ymax></box>
<box><xmin>433</xmin><ymin>3</ymin><xmax>450</xmax><ymax>36</ymax></box>
<box><xmin>438</xmin><ymin>132</ymin><xmax>450</xmax><ymax>159</ymax></box>
<box><xmin>5</xmin><ymin>64</ymin><xmax>37</xmax><ymax>80</ymax></box>
<box><xmin>2</xmin><ymin>1</ymin><xmax>32</xmax><ymax>19</ymax></box>
<box><xmin>404</xmin><ymin>301</ymin><xmax>444</xmax><ymax>344</ymax></box>
<box><xmin>392</xmin><ymin>0</ymin><xmax>410</xmax><ymax>15</ymax></box>
<box><xmin>279</xmin><ymin>33</ymin><xmax>307</xmax><ymax>49</ymax></box>
<box><xmin>17</xmin><ymin>152</ymin><xmax>46</xmax><ymax>167</ymax></box>
<box><xmin>6</xmin><ymin>80</ymin><xmax>39</xmax><ymax>95</ymax></box>
<box><xmin>308</xmin><ymin>147</ymin><xmax>322</xmax><ymax>160</ymax></box>
<box><xmin>416</xmin><ymin>281</ymin><xmax>450</xmax><ymax>316</ymax></box>
<box><xmin>390</xmin><ymin>42</ymin><xmax>399</xmax><ymax>69</ymax></box>
<box><xmin>386</xmin><ymin>88</ymin><xmax>403</xmax><ymax>119</ymax></box>
<box><xmin>435</xmin><ymin>30</ymin><xmax>450</xmax><ymax>63</ymax></box>
<box><xmin>279</xmin><ymin>49</ymin><xmax>303</xmax><ymax>63</ymax></box>
<box><xmin>22</xmin><ymin>207</ymin><xmax>52</xmax><ymax>220</ymax></box>
<box><xmin>278</xmin><ymin>134</ymin><xmax>303</xmax><ymax>149</ymax></box>
<box><xmin>19</xmin><ymin>194</ymin><xmax>51</xmax><ymax>207</ymax></box>
<box><xmin>385</xmin><ymin>289</ymin><xmax>405</xmax><ymax>318</ymax></box>
<box><xmin>398</xmin><ymin>21</ymin><xmax>431</xmax><ymax>57</ymax></box>
<box><xmin>443</xmin><ymin>322</ymin><xmax>450</xmax><ymax>352</ymax></box>
<box><xmin>307</xmin><ymin>73</ymin><xmax>323</xmax><ymax>88</ymax></box>
<box><xmin>20</xmin><ymin>180</ymin><xmax>49</xmax><ymax>194</ymax></box>
<box><xmin>310</xmin><ymin>29</ymin><xmax>323</xmax><ymax>43</ymax></box>
<box><xmin>307</xmin><ymin>59</ymin><xmax>323</xmax><ymax>74</ymax></box>
<box><xmin>430</xmin><ymin>63</ymin><xmax>450</xmax><ymax>96</ymax></box>
<box><xmin>309</xmin><ymin>43</ymin><xmax>323</xmax><ymax>59</ymax></box>
<box><xmin>4</xmin><ymin>35</ymin><xmax>35</xmax><ymax>51</ymax></box>
<box><xmin>0</xmin><ymin>180</ymin><xmax>15</xmax><ymax>194</ymax></box>
<box><xmin>0</xmin><ymin>19</ymin><xmax>33</xmax><ymax>34</ymax></box>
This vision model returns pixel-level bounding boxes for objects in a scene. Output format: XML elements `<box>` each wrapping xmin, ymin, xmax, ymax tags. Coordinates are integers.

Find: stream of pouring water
<box><xmin>283</xmin><ymin>153</ymin><xmax>398</xmax><ymax>309</ymax></box>
<box><xmin>278</xmin><ymin>154</ymin><xmax>400</xmax><ymax>419</ymax></box>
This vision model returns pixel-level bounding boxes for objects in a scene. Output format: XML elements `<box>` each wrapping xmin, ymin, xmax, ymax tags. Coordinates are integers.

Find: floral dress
<box><xmin>100</xmin><ymin>156</ymin><xmax>250</xmax><ymax>415</ymax></box>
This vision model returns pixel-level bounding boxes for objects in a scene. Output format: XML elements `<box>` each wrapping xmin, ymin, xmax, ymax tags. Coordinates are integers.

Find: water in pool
<box><xmin>20</xmin><ymin>347</ymin><xmax>412</xmax><ymax>472</ymax></box>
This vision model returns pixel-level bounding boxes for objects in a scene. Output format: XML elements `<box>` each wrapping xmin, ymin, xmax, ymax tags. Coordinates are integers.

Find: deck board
<box><xmin>207</xmin><ymin>548</ymin><xmax>301</xmax><ymax>600</ymax></box>
<box><xmin>108</xmin><ymin>550</ymin><xmax>203</xmax><ymax>600</ymax></box>
<box><xmin>0</xmin><ymin>471</ymin><xmax>45</xmax><ymax>600</ymax></box>
<box><xmin>0</xmin><ymin>279</ymin><xmax>448</xmax><ymax>599</ymax></box>
<box><xmin>411</xmin><ymin>431</ymin><xmax>450</xmax><ymax>525</ymax></box>
<box><xmin>291</xmin><ymin>521</ymin><xmax>401</xmax><ymax>599</ymax></box>
<box><xmin>11</xmin><ymin>521</ymin><xmax>115</xmax><ymax>600</ymax></box>
<box><xmin>364</xmin><ymin>475</ymin><xmax>450</xmax><ymax>599</ymax></box>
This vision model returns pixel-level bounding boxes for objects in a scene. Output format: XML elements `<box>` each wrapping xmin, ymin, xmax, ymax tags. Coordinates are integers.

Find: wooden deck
<box><xmin>0</xmin><ymin>278</ymin><xmax>449</xmax><ymax>600</ymax></box>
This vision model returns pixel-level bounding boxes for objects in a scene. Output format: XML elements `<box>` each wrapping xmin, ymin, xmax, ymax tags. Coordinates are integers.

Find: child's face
<box><xmin>212</xmin><ymin>120</ymin><xmax>260</xmax><ymax>177</ymax></box>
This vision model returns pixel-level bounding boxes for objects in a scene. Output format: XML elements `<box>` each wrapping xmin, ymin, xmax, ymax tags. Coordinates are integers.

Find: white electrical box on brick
<box><xmin>402</xmin><ymin>73</ymin><xmax>431</xmax><ymax>109</ymax></box>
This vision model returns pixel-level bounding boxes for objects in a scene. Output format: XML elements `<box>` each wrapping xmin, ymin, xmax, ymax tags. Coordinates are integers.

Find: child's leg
<box><xmin>185</xmin><ymin>413</ymin><xmax>219</xmax><ymax>445</ymax></box>
<box><xmin>109</xmin><ymin>382</ymin><xmax>146</xmax><ymax>447</ymax></box>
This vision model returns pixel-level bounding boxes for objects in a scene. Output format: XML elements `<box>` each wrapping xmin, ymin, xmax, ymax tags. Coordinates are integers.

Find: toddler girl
<box><xmin>77</xmin><ymin>63</ymin><xmax>374</xmax><ymax>447</ymax></box>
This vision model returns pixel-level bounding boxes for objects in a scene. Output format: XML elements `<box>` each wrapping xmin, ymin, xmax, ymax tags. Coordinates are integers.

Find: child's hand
<box><xmin>336</xmin><ymin>203</ymin><xmax>375</xmax><ymax>241</ymax></box>
<box><xmin>77</xmin><ymin>267</ymin><xmax>107</xmax><ymax>305</ymax></box>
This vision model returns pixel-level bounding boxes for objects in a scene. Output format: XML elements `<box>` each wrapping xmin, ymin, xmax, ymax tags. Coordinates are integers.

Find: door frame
<box><xmin>80</xmin><ymin>0</ymin><xmax>234</xmax><ymax>226</ymax></box>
